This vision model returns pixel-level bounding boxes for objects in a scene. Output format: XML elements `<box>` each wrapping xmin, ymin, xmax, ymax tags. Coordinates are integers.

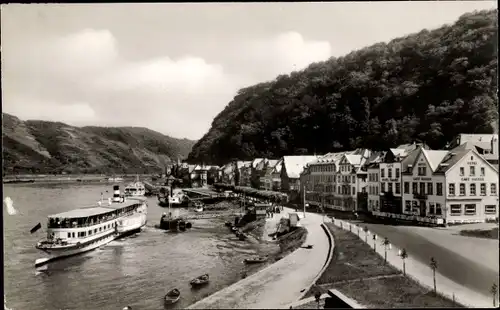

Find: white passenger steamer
<box><xmin>35</xmin><ymin>185</ymin><xmax>148</xmax><ymax>267</ymax></box>
<box><xmin>123</xmin><ymin>176</ymin><xmax>146</xmax><ymax>197</ymax></box>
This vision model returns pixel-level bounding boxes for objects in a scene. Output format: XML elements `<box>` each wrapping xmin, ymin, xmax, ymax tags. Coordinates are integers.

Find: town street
<box><xmin>357</xmin><ymin>221</ymin><xmax>498</xmax><ymax>302</ymax></box>
<box><xmin>188</xmin><ymin>209</ymin><xmax>330</xmax><ymax>309</ymax></box>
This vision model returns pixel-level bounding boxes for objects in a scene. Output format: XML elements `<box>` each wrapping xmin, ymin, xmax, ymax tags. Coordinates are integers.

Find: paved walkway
<box><xmin>335</xmin><ymin>220</ymin><xmax>497</xmax><ymax>308</ymax></box>
<box><xmin>188</xmin><ymin>209</ymin><xmax>330</xmax><ymax>309</ymax></box>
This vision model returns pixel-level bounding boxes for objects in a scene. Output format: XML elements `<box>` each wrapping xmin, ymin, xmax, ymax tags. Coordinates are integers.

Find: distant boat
<box><xmin>124</xmin><ymin>177</ymin><xmax>146</xmax><ymax>197</ymax></box>
<box><xmin>108</xmin><ymin>177</ymin><xmax>124</xmax><ymax>182</ymax></box>
<box><xmin>164</xmin><ymin>288</ymin><xmax>180</xmax><ymax>304</ymax></box>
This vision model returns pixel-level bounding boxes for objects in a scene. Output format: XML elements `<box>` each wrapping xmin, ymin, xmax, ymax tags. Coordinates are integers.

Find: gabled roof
<box><xmin>272</xmin><ymin>159</ymin><xmax>283</xmax><ymax>174</ymax></box>
<box><xmin>401</xmin><ymin>147</ymin><xmax>424</xmax><ymax>173</ymax></box>
<box><xmin>344</xmin><ymin>154</ymin><xmax>362</xmax><ymax>166</ymax></box>
<box><xmin>252</xmin><ymin>158</ymin><xmax>265</xmax><ymax>168</ymax></box>
<box><xmin>421</xmin><ymin>149</ymin><xmax>449</xmax><ymax>172</ymax></box>
<box><xmin>267</xmin><ymin>159</ymin><xmax>280</xmax><ymax>168</ymax></box>
<box><xmin>236</xmin><ymin>161</ymin><xmax>251</xmax><ymax>169</ymax></box>
<box><xmin>435</xmin><ymin>148</ymin><xmax>499</xmax><ymax>174</ymax></box>
<box><xmin>364</xmin><ymin>151</ymin><xmax>385</xmax><ymax>168</ymax></box>
<box><xmin>282</xmin><ymin>155</ymin><xmax>318</xmax><ymax>179</ymax></box>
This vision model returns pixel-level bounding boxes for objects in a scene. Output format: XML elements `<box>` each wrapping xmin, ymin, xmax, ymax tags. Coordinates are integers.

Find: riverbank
<box><xmin>188</xmin><ymin>209</ymin><xmax>329</xmax><ymax>309</ymax></box>
<box><xmin>302</xmin><ymin>223</ymin><xmax>460</xmax><ymax>308</ymax></box>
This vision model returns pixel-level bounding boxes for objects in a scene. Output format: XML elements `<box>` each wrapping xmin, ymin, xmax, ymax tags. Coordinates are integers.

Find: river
<box><xmin>3</xmin><ymin>183</ymin><xmax>275</xmax><ymax>310</ymax></box>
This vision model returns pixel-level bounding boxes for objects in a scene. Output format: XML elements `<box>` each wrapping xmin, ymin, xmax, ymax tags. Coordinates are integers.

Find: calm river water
<box><xmin>3</xmin><ymin>183</ymin><xmax>273</xmax><ymax>310</ymax></box>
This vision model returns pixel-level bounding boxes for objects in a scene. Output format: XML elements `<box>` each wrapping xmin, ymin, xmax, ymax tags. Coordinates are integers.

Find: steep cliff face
<box><xmin>2</xmin><ymin>113</ymin><xmax>196</xmax><ymax>174</ymax></box>
<box><xmin>188</xmin><ymin>10</ymin><xmax>498</xmax><ymax>165</ymax></box>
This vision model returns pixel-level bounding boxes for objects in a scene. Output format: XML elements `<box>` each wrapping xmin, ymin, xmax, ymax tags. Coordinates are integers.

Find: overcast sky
<box><xmin>1</xmin><ymin>2</ymin><xmax>497</xmax><ymax>140</ymax></box>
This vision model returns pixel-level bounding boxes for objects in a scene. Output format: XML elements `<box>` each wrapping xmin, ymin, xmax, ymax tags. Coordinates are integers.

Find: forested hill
<box><xmin>2</xmin><ymin>113</ymin><xmax>196</xmax><ymax>174</ymax></box>
<box><xmin>187</xmin><ymin>10</ymin><xmax>498</xmax><ymax>165</ymax></box>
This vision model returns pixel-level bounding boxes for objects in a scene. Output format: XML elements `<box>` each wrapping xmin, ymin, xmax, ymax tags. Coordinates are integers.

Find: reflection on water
<box><xmin>4</xmin><ymin>183</ymin><xmax>277</xmax><ymax>310</ymax></box>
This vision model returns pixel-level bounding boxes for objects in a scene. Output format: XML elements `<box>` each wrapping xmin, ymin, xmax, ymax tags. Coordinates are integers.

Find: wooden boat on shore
<box><xmin>190</xmin><ymin>274</ymin><xmax>209</xmax><ymax>287</ymax></box>
<box><xmin>244</xmin><ymin>256</ymin><xmax>268</xmax><ymax>264</ymax></box>
<box><xmin>164</xmin><ymin>288</ymin><xmax>180</xmax><ymax>304</ymax></box>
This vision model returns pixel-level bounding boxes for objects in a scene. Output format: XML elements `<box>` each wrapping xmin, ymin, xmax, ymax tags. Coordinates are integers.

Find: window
<box><xmin>450</xmin><ymin>204</ymin><xmax>461</xmax><ymax>215</ymax></box>
<box><xmin>485</xmin><ymin>205</ymin><xmax>497</xmax><ymax>214</ymax></box>
<box><xmin>464</xmin><ymin>204</ymin><xmax>476</xmax><ymax>215</ymax></box>
<box><xmin>381</xmin><ymin>169</ymin><xmax>385</xmax><ymax>178</ymax></box>
<box><xmin>381</xmin><ymin>182</ymin><xmax>385</xmax><ymax>192</ymax></box>
<box><xmin>412</xmin><ymin>182</ymin><xmax>418</xmax><ymax>194</ymax></box>
<box><xmin>352</xmin><ymin>187</ymin><xmax>356</xmax><ymax>194</ymax></box>
<box><xmin>388</xmin><ymin>168</ymin><xmax>392</xmax><ymax>179</ymax></box>
<box><xmin>427</xmin><ymin>183</ymin><xmax>433</xmax><ymax>195</ymax></box>
<box><xmin>94</xmin><ymin>229</ymin><xmax>98</xmax><ymax>233</ymax></box>
<box><xmin>418</xmin><ymin>167</ymin><xmax>426</xmax><ymax>176</ymax></box>
<box><xmin>481</xmin><ymin>167</ymin><xmax>485</xmax><ymax>176</ymax></box>
<box><xmin>352</xmin><ymin>176</ymin><xmax>355</xmax><ymax>183</ymax></box>
<box><xmin>429</xmin><ymin>202</ymin><xmax>435</xmax><ymax>214</ymax></box>
<box><xmin>396</xmin><ymin>168</ymin><xmax>400</xmax><ymax>178</ymax></box>
<box><xmin>388</xmin><ymin>183</ymin><xmax>393</xmax><ymax>193</ymax></box>
<box><xmin>470</xmin><ymin>166</ymin><xmax>475</xmax><ymax>176</ymax></box>
<box><xmin>480</xmin><ymin>183</ymin><xmax>486</xmax><ymax>196</ymax></box>
<box><xmin>419</xmin><ymin>182</ymin><xmax>426</xmax><ymax>194</ymax></box>
<box><xmin>436</xmin><ymin>183</ymin><xmax>443</xmax><ymax>196</ymax></box>
<box><xmin>470</xmin><ymin>184</ymin><xmax>476</xmax><ymax>196</ymax></box>
<box><xmin>88</xmin><ymin>230</ymin><xmax>92</xmax><ymax>235</ymax></box>
<box><xmin>460</xmin><ymin>167</ymin><xmax>464</xmax><ymax>176</ymax></box>
<box><xmin>491</xmin><ymin>184</ymin><xmax>497</xmax><ymax>195</ymax></box>
<box><xmin>459</xmin><ymin>183</ymin><xmax>466</xmax><ymax>196</ymax></box>
<box><xmin>338</xmin><ymin>186</ymin><xmax>340</xmax><ymax>193</ymax></box>
<box><xmin>404</xmin><ymin>182</ymin><xmax>410</xmax><ymax>194</ymax></box>
<box><xmin>396</xmin><ymin>183</ymin><xmax>401</xmax><ymax>194</ymax></box>
<box><xmin>405</xmin><ymin>201</ymin><xmax>411</xmax><ymax>212</ymax></box>
<box><xmin>449</xmin><ymin>183</ymin><xmax>455</xmax><ymax>196</ymax></box>
<box><xmin>436</xmin><ymin>203</ymin><xmax>442</xmax><ymax>215</ymax></box>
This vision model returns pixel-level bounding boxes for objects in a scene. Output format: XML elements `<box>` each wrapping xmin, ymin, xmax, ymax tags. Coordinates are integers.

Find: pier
<box><xmin>182</xmin><ymin>188</ymin><xmax>221</xmax><ymax>198</ymax></box>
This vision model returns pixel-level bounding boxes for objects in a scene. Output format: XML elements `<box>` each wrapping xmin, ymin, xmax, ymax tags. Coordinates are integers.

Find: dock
<box><xmin>182</xmin><ymin>188</ymin><xmax>221</xmax><ymax>198</ymax></box>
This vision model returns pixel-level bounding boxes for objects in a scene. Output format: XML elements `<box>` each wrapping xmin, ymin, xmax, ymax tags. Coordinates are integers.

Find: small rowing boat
<box><xmin>244</xmin><ymin>256</ymin><xmax>268</xmax><ymax>264</ymax></box>
<box><xmin>164</xmin><ymin>288</ymin><xmax>180</xmax><ymax>304</ymax></box>
<box><xmin>190</xmin><ymin>273</ymin><xmax>209</xmax><ymax>286</ymax></box>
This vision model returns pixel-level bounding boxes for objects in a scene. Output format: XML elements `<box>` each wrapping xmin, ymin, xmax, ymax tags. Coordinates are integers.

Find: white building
<box><xmin>335</xmin><ymin>149</ymin><xmax>371</xmax><ymax>211</ymax></box>
<box><xmin>449</xmin><ymin>134</ymin><xmax>499</xmax><ymax>166</ymax></box>
<box><xmin>437</xmin><ymin>144</ymin><xmax>499</xmax><ymax>223</ymax></box>
<box><xmin>400</xmin><ymin>145</ymin><xmax>498</xmax><ymax>224</ymax></box>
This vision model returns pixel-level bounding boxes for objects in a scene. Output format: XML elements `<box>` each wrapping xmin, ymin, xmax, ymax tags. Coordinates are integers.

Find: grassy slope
<box><xmin>2</xmin><ymin>113</ymin><xmax>196</xmax><ymax>174</ymax></box>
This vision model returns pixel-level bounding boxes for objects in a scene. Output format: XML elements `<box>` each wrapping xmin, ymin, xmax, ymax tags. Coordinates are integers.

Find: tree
<box><xmin>399</xmin><ymin>248</ymin><xmax>408</xmax><ymax>276</ymax></box>
<box><xmin>382</xmin><ymin>237</ymin><xmax>390</xmax><ymax>264</ymax></box>
<box><xmin>430</xmin><ymin>257</ymin><xmax>438</xmax><ymax>294</ymax></box>
<box><xmin>491</xmin><ymin>283</ymin><xmax>498</xmax><ymax>307</ymax></box>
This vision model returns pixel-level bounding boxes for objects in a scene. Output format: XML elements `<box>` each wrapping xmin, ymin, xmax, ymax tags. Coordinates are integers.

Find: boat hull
<box><xmin>115</xmin><ymin>213</ymin><xmax>147</xmax><ymax>239</ymax></box>
<box><xmin>35</xmin><ymin>232</ymin><xmax>116</xmax><ymax>267</ymax></box>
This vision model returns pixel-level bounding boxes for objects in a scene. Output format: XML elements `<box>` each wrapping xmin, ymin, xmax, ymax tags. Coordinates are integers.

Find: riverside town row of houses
<box><xmin>182</xmin><ymin>133</ymin><xmax>499</xmax><ymax>225</ymax></box>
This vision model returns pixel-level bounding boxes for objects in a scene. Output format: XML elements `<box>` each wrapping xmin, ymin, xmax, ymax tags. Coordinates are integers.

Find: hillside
<box><xmin>187</xmin><ymin>10</ymin><xmax>498</xmax><ymax>165</ymax></box>
<box><xmin>2</xmin><ymin>113</ymin><xmax>196</xmax><ymax>174</ymax></box>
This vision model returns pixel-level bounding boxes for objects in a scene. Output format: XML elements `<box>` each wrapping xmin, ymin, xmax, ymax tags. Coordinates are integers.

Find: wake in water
<box><xmin>4</xmin><ymin>197</ymin><xmax>18</xmax><ymax>215</ymax></box>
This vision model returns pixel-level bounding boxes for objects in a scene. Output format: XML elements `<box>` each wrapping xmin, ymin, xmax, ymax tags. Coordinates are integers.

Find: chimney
<box><xmin>113</xmin><ymin>185</ymin><xmax>121</xmax><ymax>202</ymax></box>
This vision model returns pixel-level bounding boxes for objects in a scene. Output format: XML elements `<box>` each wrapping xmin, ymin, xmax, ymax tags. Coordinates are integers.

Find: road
<box><xmin>357</xmin><ymin>221</ymin><xmax>498</xmax><ymax>302</ymax></box>
<box><xmin>188</xmin><ymin>209</ymin><xmax>330</xmax><ymax>309</ymax></box>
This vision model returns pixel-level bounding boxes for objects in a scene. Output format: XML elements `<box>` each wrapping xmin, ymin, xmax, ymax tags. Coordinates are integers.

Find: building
<box><xmin>280</xmin><ymin>155</ymin><xmax>319</xmax><ymax>194</ymax></box>
<box><xmin>270</xmin><ymin>159</ymin><xmax>283</xmax><ymax>191</ymax></box>
<box><xmin>189</xmin><ymin>164</ymin><xmax>209</xmax><ymax>188</ymax></box>
<box><xmin>206</xmin><ymin>165</ymin><xmax>222</xmax><ymax>184</ymax></box>
<box><xmin>238</xmin><ymin>161</ymin><xmax>252</xmax><ymax>187</ymax></box>
<box><xmin>379</xmin><ymin>143</ymin><xmax>425</xmax><ymax>214</ymax></box>
<box><xmin>251</xmin><ymin>158</ymin><xmax>268</xmax><ymax>189</ymax></box>
<box><xmin>449</xmin><ymin>134</ymin><xmax>499</xmax><ymax>166</ymax></box>
<box><xmin>398</xmin><ymin>144</ymin><xmax>499</xmax><ymax>224</ymax></box>
<box><xmin>302</xmin><ymin>152</ymin><xmax>348</xmax><ymax>210</ymax></box>
<box><xmin>365</xmin><ymin>152</ymin><xmax>385</xmax><ymax>213</ymax></box>
<box><xmin>437</xmin><ymin>144</ymin><xmax>499</xmax><ymax>224</ymax></box>
<box><xmin>221</xmin><ymin>163</ymin><xmax>235</xmax><ymax>185</ymax></box>
<box><xmin>335</xmin><ymin>149</ymin><xmax>371</xmax><ymax>211</ymax></box>
<box><xmin>401</xmin><ymin>147</ymin><xmax>449</xmax><ymax>218</ymax></box>
<box><xmin>260</xmin><ymin>159</ymin><xmax>280</xmax><ymax>191</ymax></box>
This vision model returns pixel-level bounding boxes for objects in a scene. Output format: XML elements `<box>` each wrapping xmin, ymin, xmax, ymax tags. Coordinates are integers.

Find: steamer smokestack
<box><xmin>113</xmin><ymin>185</ymin><xmax>121</xmax><ymax>202</ymax></box>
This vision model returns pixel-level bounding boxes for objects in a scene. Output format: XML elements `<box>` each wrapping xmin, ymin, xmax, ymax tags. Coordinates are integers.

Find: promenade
<box><xmin>188</xmin><ymin>208</ymin><xmax>330</xmax><ymax>309</ymax></box>
<box><xmin>335</xmin><ymin>219</ymin><xmax>497</xmax><ymax>308</ymax></box>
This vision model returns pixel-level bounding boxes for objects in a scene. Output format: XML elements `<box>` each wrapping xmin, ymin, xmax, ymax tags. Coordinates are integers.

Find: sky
<box><xmin>1</xmin><ymin>2</ymin><xmax>497</xmax><ymax>140</ymax></box>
